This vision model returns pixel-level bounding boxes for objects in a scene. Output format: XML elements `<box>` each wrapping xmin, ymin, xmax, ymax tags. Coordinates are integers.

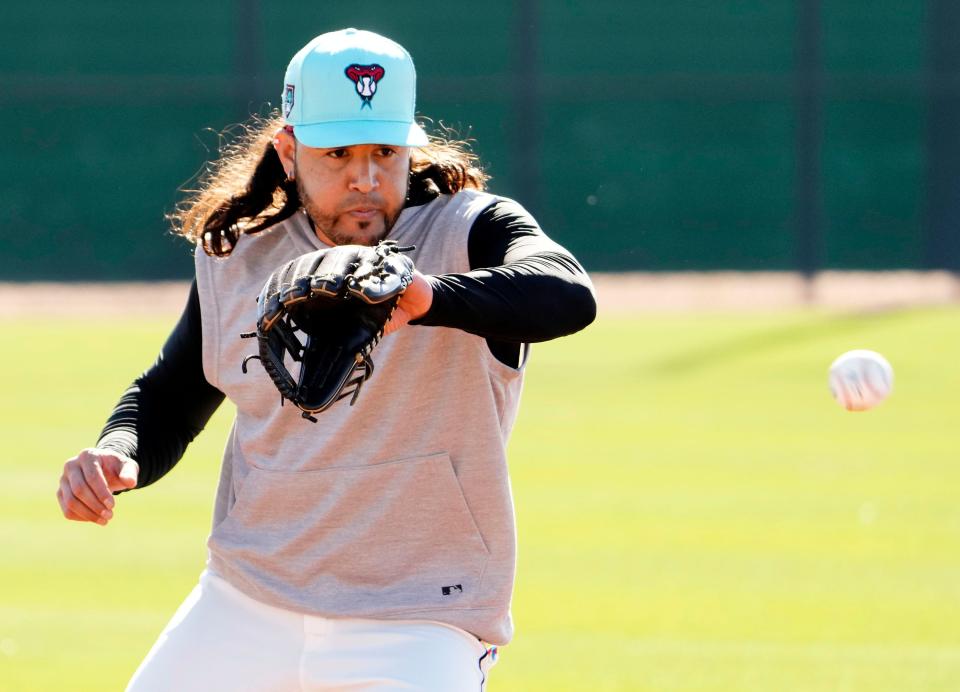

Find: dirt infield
<box><xmin>1</xmin><ymin>272</ymin><xmax>958</xmax><ymax>318</ymax></box>
<box><xmin>592</xmin><ymin>271</ymin><xmax>960</xmax><ymax>313</ymax></box>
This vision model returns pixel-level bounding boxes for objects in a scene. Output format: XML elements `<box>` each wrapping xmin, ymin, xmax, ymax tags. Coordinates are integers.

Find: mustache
<box><xmin>292</xmin><ymin>179</ymin><xmax>387</xmax><ymax>213</ymax></box>
<box><xmin>337</xmin><ymin>195</ymin><xmax>387</xmax><ymax>212</ymax></box>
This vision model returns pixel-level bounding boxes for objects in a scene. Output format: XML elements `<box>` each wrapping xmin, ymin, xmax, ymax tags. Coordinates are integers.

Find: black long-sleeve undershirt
<box><xmin>97</xmin><ymin>280</ymin><xmax>225</xmax><ymax>489</ymax></box>
<box><xmin>420</xmin><ymin>200</ymin><xmax>597</xmax><ymax>349</ymax></box>
<box><xmin>97</xmin><ymin>199</ymin><xmax>596</xmax><ymax>489</ymax></box>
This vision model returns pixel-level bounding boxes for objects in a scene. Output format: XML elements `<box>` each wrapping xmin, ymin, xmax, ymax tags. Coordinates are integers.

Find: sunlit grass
<box><xmin>3</xmin><ymin>307</ymin><xmax>960</xmax><ymax>690</ymax></box>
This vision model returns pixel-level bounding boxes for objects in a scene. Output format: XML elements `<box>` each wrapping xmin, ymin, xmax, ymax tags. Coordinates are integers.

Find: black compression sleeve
<box><xmin>96</xmin><ymin>280</ymin><xmax>224</xmax><ymax>490</ymax></box>
<box><xmin>414</xmin><ymin>199</ymin><xmax>596</xmax><ymax>352</ymax></box>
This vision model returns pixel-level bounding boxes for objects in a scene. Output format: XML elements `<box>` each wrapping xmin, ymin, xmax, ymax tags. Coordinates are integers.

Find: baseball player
<box><xmin>56</xmin><ymin>28</ymin><xmax>595</xmax><ymax>691</ymax></box>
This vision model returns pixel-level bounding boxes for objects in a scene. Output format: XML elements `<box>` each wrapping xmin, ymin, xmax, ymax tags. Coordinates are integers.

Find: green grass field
<box><xmin>3</xmin><ymin>306</ymin><xmax>960</xmax><ymax>690</ymax></box>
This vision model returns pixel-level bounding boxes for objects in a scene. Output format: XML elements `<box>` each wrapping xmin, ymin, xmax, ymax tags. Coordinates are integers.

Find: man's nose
<box><xmin>348</xmin><ymin>156</ymin><xmax>380</xmax><ymax>193</ymax></box>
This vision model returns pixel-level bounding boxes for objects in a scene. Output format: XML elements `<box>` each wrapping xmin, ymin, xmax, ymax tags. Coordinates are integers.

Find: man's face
<box><xmin>276</xmin><ymin>132</ymin><xmax>410</xmax><ymax>247</ymax></box>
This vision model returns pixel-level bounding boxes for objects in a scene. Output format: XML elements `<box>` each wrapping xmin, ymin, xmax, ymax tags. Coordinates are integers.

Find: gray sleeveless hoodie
<box><xmin>195</xmin><ymin>190</ymin><xmax>525</xmax><ymax>645</ymax></box>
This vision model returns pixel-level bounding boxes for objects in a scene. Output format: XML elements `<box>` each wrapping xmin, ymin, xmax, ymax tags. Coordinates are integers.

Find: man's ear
<box><xmin>273</xmin><ymin>128</ymin><xmax>296</xmax><ymax>178</ymax></box>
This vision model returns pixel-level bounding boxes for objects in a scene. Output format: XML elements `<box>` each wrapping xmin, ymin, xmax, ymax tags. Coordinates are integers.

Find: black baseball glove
<box><xmin>241</xmin><ymin>240</ymin><xmax>415</xmax><ymax>421</ymax></box>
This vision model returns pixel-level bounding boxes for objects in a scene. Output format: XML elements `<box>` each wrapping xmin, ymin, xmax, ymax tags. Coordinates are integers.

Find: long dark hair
<box><xmin>169</xmin><ymin>112</ymin><xmax>489</xmax><ymax>257</ymax></box>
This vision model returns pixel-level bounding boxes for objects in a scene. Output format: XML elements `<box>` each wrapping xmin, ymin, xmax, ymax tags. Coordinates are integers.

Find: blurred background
<box><xmin>3</xmin><ymin>0</ymin><xmax>959</xmax><ymax>280</ymax></box>
<box><xmin>4</xmin><ymin>3</ymin><xmax>960</xmax><ymax>691</ymax></box>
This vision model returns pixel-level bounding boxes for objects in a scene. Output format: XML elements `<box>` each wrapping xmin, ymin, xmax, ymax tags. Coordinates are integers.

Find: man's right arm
<box><xmin>96</xmin><ymin>279</ymin><xmax>224</xmax><ymax>488</ymax></box>
<box><xmin>57</xmin><ymin>280</ymin><xmax>224</xmax><ymax>525</ymax></box>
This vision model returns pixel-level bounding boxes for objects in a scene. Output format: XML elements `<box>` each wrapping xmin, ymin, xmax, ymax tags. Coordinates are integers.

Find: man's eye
<box><xmin>328</xmin><ymin>149</ymin><xmax>348</xmax><ymax>159</ymax></box>
<box><xmin>377</xmin><ymin>147</ymin><xmax>397</xmax><ymax>157</ymax></box>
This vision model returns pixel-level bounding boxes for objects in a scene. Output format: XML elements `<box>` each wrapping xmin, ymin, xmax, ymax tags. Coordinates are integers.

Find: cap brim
<box><xmin>291</xmin><ymin>120</ymin><xmax>429</xmax><ymax>148</ymax></box>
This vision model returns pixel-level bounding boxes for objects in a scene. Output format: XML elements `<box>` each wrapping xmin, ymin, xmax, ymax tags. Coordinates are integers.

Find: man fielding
<box><xmin>56</xmin><ymin>28</ymin><xmax>595</xmax><ymax>691</ymax></box>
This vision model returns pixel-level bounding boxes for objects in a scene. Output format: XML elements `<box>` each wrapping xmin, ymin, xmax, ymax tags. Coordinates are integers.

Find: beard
<box><xmin>296</xmin><ymin>179</ymin><xmax>402</xmax><ymax>247</ymax></box>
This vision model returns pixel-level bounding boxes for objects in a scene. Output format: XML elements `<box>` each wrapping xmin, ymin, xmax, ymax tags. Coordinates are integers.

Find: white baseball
<box><xmin>828</xmin><ymin>350</ymin><xmax>894</xmax><ymax>411</ymax></box>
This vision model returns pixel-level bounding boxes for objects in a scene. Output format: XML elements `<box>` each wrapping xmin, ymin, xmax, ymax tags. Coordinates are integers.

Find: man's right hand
<box><xmin>57</xmin><ymin>449</ymin><xmax>139</xmax><ymax>526</ymax></box>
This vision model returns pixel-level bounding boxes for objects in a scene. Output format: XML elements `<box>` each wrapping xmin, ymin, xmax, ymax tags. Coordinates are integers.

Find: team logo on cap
<box><xmin>344</xmin><ymin>64</ymin><xmax>385</xmax><ymax>109</ymax></box>
<box><xmin>283</xmin><ymin>84</ymin><xmax>295</xmax><ymax>118</ymax></box>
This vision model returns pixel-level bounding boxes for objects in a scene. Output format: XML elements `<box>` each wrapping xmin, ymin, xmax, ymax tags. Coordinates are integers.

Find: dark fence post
<box><xmin>513</xmin><ymin>0</ymin><xmax>542</xmax><ymax>217</ymax></box>
<box><xmin>236</xmin><ymin>0</ymin><xmax>262</xmax><ymax>116</ymax></box>
<box><xmin>925</xmin><ymin>0</ymin><xmax>960</xmax><ymax>271</ymax></box>
<box><xmin>795</xmin><ymin>0</ymin><xmax>823</xmax><ymax>282</ymax></box>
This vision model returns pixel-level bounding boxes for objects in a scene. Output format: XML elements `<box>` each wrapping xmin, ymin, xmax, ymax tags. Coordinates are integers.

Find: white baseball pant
<box><xmin>126</xmin><ymin>570</ymin><xmax>498</xmax><ymax>691</ymax></box>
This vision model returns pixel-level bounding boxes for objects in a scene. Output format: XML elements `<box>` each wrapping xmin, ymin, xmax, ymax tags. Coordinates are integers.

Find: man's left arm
<box><xmin>409</xmin><ymin>199</ymin><xmax>597</xmax><ymax>346</ymax></box>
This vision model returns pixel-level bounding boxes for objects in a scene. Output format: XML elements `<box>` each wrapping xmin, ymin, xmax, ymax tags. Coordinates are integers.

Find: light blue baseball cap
<box><xmin>281</xmin><ymin>28</ymin><xmax>429</xmax><ymax>148</ymax></box>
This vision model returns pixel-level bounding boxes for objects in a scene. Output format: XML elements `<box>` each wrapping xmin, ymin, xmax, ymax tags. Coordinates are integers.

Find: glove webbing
<box><xmin>239</xmin><ymin>292</ymin><xmax>401</xmax><ymax>422</ymax></box>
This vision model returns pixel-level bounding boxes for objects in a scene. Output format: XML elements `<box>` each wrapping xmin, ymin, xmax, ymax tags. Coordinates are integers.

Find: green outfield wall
<box><xmin>1</xmin><ymin>1</ymin><xmax>946</xmax><ymax>279</ymax></box>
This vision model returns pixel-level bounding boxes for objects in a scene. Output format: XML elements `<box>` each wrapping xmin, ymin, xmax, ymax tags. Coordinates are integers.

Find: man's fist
<box><xmin>383</xmin><ymin>271</ymin><xmax>434</xmax><ymax>336</ymax></box>
<box><xmin>57</xmin><ymin>449</ymin><xmax>139</xmax><ymax>526</ymax></box>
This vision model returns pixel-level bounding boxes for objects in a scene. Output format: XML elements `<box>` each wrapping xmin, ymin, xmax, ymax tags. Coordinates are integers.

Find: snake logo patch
<box><xmin>344</xmin><ymin>64</ymin><xmax>385</xmax><ymax>109</ymax></box>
